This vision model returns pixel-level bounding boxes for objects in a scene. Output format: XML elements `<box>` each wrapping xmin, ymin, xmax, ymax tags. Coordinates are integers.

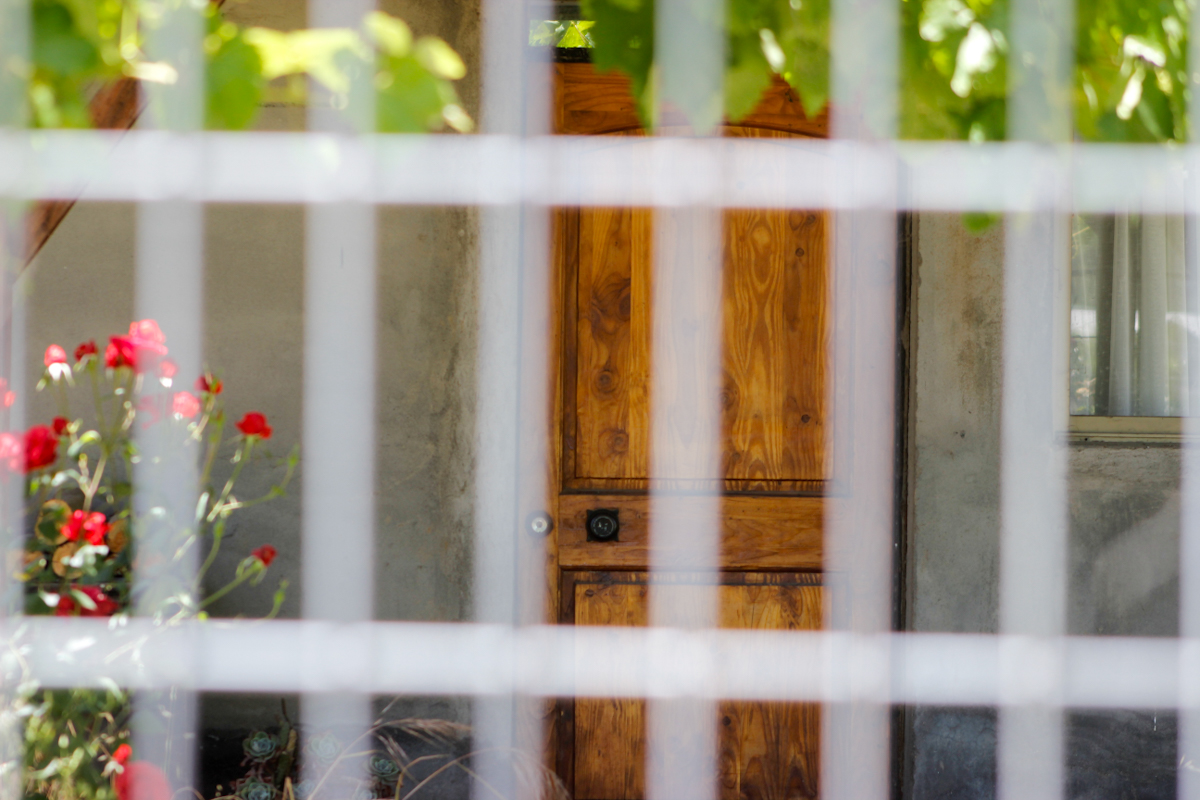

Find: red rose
<box><xmin>106</xmin><ymin>321</ymin><xmax>168</xmax><ymax>372</ymax></box>
<box><xmin>105</xmin><ymin>338</ymin><xmax>136</xmax><ymax>369</ymax></box>
<box><xmin>61</xmin><ymin>510</ymin><xmax>109</xmax><ymax>545</ymax></box>
<box><xmin>56</xmin><ymin>586</ymin><xmax>119</xmax><ymax>617</ymax></box>
<box><xmin>236</xmin><ymin>412</ymin><xmax>272</xmax><ymax>439</ymax></box>
<box><xmin>52</xmin><ymin>417</ymin><xmax>69</xmax><ymax>436</ymax></box>
<box><xmin>113</xmin><ymin>744</ymin><xmax>132</xmax><ymax>765</ymax></box>
<box><xmin>172</xmin><ymin>392</ymin><xmax>200</xmax><ymax>419</ymax></box>
<box><xmin>24</xmin><ymin>425</ymin><xmax>57</xmax><ymax>471</ymax></box>
<box><xmin>252</xmin><ymin>544</ymin><xmax>277</xmax><ymax>567</ymax></box>
<box><xmin>75</xmin><ymin>340</ymin><xmax>97</xmax><ymax>362</ymax></box>
<box><xmin>44</xmin><ymin>345</ymin><xmax>66</xmax><ymax>366</ymax></box>
<box><xmin>114</xmin><ymin>760</ymin><xmax>171</xmax><ymax>800</ymax></box>
<box><xmin>196</xmin><ymin>374</ymin><xmax>223</xmax><ymax>395</ymax></box>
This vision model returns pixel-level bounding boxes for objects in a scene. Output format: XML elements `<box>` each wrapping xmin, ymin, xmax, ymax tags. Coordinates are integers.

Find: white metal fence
<box><xmin>0</xmin><ymin>0</ymin><xmax>1192</xmax><ymax>797</ymax></box>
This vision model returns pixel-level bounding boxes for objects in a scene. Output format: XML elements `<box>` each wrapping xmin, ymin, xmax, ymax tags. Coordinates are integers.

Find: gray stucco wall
<box><xmin>25</xmin><ymin>0</ymin><xmax>481</xmax><ymax>731</ymax></box>
<box><xmin>906</xmin><ymin>214</ymin><xmax>1180</xmax><ymax>799</ymax></box>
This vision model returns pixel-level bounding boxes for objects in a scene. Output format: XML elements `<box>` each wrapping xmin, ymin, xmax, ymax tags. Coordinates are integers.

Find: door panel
<box><xmin>571</xmin><ymin>573</ymin><xmax>822</xmax><ymax>800</ymax></box>
<box><xmin>575</xmin><ymin>207</ymin><xmax>652</xmax><ymax>482</ymax></box>
<box><xmin>566</xmin><ymin>207</ymin><xmax>830</xmax><ymax>493</ymax></box>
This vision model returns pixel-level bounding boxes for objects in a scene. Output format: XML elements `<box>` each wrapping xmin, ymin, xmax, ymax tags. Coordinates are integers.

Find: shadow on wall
<box><xmin>1069</xmin><ymin>446</ymin><xmax>1182</xmax><ymax>638</ymax></box>
<box><xmin>910</xmin><ymin>707</ymin><xmax>1176</xmax><ymax>800</ymax></box>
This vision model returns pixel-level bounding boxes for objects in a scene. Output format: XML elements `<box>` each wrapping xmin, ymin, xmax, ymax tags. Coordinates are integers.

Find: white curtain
<box><xmin>1070</xmin><ymin>213</ymin><xmax>1199</xmax><ymax>416</ymax></box>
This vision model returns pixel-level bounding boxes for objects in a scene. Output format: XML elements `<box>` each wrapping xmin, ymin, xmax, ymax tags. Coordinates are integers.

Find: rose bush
<box><xmin>16</xmin><ymin>319</ymin><xmax>297</xmax><ymax>800</ymax></box>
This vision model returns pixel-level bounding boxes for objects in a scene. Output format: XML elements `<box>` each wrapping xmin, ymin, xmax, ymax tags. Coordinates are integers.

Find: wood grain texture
<box><xmin>572</xmin><ymin>574</ymin><xmax>821</xmax><ymax>800</ymax></box>
<box><xmin>567</xmin><ymin>204</ymin><xmax>830</xmax><ymax>491</ymax></box>
<box><xmin>556</xmin><ymin>494</ymin><xmax>829</xmax><ymax>571</ymax></box>
<box><xmin>722</xmin><ymin>208</ymin><xmax>828</xmax><ymax>486</ymax></box>
<box><xmin>554</xmin><ymin>62</ymin><xmax>829</xmax><ymax>138</ymax></box>
<box><xmin>575</xmin><ymin>205</ymin><xmax>652</xmax><ymax>481</ymax></box>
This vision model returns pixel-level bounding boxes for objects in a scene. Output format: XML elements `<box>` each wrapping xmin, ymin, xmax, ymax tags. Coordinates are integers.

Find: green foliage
<box><xmin>22</xmin><ymin>688</ymin><xmax>128</xmax><ymax>800</ymax></box>
<box><xmin>579</xmin><ymin>0</ymin><xmax>1196</xmax><ymax>143</ymax></box>
<box><xmin>22</xmin><ymin>1</ymin><xmax>472</xmax><ymax>132</ymax></box>
<box><xmin>204</xmin><ymin>11</ymin><xmax>265</xmax><ymax>130</ymax></box>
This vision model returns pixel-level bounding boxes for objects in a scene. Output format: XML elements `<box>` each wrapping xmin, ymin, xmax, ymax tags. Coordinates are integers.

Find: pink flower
<box><xmin>235</xmin><ymin>412</ymin><xmax>272</xmax><ymax>439</ymax></box>
<box><xmin>114</xmin><ymin>760</ymin><xmax>171</xmax><ymax>800</ymax></box>
<box><xmin>24</xmin><ymin>425</ymin><xmax>57</xmax><ymax>471</ymax></box>
<box><xmin>0</xmin><ymin>433</ymin><xmax>20</xmax><ymax>472</ymax></box>
<box><xmin>129</xmin><ymin>320</ymin><xmax>166</xmax><ymax>346</ymax></box>
<box><xmin>0</xmin><ymin>378</ymin><xmax>14</xmax><ymax>408</ymax></box>
<box><xmin>252</xmin><ymin>544</ymin><xmax>277</xmax><ymax>567</ymax></box>
<box><xmin>159</xmin><ymin>358</ymin><xmax>177</xmax><ymax>380</ymax></box>
<box><xmin>75</xmin><ymin>340</ymin><xmax>97</xmax><ymax>362</ymax></box>
<box><xmin>44</xmin><ymin>345</ymin><xmax>66</xmax><ymax>366</ymax></box>
<box><xmin>56</xmin><ymin>586</ymin><xmax>119</xmax><ymax>617</ymax></box>
<box><xmin>135</xmin><ymin>396</ymin><xmax>162</xmax><ymax>427</ymax></box>
<box><xmin>61</xmin><ymin>510</ymin><xmax>110</xmax><ymax>546</ymax></box>
<box><xmin>172</xmin><ymin>392</ymin><xmax>200</xmax><ymax>419</ymax></box>
<box><xmin>105</xmin><ymin>320</ymin><xmax>168</xmax><ymax>373</ymax></box>
<box><xmin>52</xmin><ymin>417</ymin><xmax>69</xmax><ymax>436</ymax></box>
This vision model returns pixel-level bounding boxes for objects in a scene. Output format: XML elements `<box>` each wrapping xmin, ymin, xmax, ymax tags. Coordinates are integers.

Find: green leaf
<box><xmin>67</xmin><ymin>430</ymin><xmax>100</xmax><ymax>458</ymax></box>
<box><xmin>206</xmin><ymin>27</ymin><xmax>265</xmax><ymax>130</ymax></box>
<box><xmin>364</xmin><ymin>11</ymin><xmax>412</xmax><ymax>57</ymax></box>
<box><xmin>32</xmin><ymin>0</ymin><xmax>98</xmax><ymax>76</ymax></box>
<box><xmin>414</xmin><ymin>36</ymin><xmax>466</xmax><ymax>80</ymax></box>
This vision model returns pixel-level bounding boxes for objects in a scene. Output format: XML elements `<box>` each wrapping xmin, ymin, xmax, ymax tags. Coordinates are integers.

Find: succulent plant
<box><xmin>238</xmin><ymin>780</ymin><xmax>278</xmax><ymax>800</ymax></box>
<box><xmin>305</xmin><ymin>732</ymin><xmax>341</xmax><ymax>765</ymax></box>
<box><xmin>368</xmin><ymin>755</ymin><xmax>401</xmax><ymax>784</ymax></box>
<box><xmin>243</xmin><ymin>731</ymin><xmax>279</xmax><ymax>762</ymax></box>
<box><xmin>292</xmin><ymin>779</ymin><xmax>316</xmax><ymax>800</ymax></box>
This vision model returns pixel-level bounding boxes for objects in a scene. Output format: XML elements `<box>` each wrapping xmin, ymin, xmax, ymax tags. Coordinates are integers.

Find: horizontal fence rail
<box><xmin>5</xmin><ymin>617</ymin><xmax>1197</xmax><ymax>709</ymax></box>
<box><xmin>3</xmin><ymin>132</ymin><xmax>1199</xmax><ymax>211</ymax></box>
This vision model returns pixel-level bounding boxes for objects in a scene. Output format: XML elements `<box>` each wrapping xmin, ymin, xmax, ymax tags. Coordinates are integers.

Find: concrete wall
<box><xmin>906</xmin><ymin>214</ymin><xmax>1180</xmax><ymax>799</ymax></box>
<box><xmin>26</xmin><ymin>0</ymin><xmax>481</xmax><ymax>730</ymax></box>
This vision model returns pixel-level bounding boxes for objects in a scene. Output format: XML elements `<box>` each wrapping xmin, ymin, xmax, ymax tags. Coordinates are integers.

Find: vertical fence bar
<box><xmin>998</xmin><ymin>0</ymin><xmax>1073</xmax><ymax>798</ymax></box>
<box><xmin>647</xmin><ymin>1</ymin><xmax>724</xmax><ymax>799</ymax></box>
<box><xmin>475</xmin><ymin>0</ymin><xmax>553</xmax><ymax>795</ymax></box>
<box><xmin>133</xmin><ymin>0</ymin><xmax>205</xmax><ymax>791</ymax></box>
<box><xmin>302</xmin><ymin>0</ymin><xmax>376</xmax><ymax>794</ymax></box>
<box><xmin>1180</xmin><ymin>10</ymin><xmax>1200</xmax><ymax>795</ymax></box>
<box><xmin>0</xmin><ymin>0</ymin><xmax>26</xmax><ymax>791</ymax></box>
<box><xmin>824</xmin><ymin>0</ymin><xmax>898</xmax><ymax>796</ymax></box>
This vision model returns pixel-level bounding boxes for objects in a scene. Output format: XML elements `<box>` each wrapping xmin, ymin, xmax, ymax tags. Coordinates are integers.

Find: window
<box><xmin>1069</xmin><ymin>213</ymin><xmax>1196</xmax><ymax>436</ymax></box>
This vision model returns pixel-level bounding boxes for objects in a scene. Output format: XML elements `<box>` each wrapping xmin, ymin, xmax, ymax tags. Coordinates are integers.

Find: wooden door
<box><xmin>547</xmin><ymin>62</ymin><xmax>831</xmax><ymax>800</ymax></box>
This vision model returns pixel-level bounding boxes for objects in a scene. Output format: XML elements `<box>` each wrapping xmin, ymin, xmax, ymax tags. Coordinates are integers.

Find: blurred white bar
<box><xmin>8</xmin><ymin>619</ymin><xmax>1199</xmax><ymax>708</ymax></box>
<box><xmin>302</xmin><ymin>0</ymin><xmax>375</xmax><ymax>788</ymax></box>
<box><xmin>647</xmin><ymin>0</ymin><xmax>725</xmax><ymax>793</ymax></box>
<box><xmin>474</xmin><ymin>0</ymin><xmax>553</xmax><ymax>796</ymax></box>
<box><xmin>0</xmin><ymin>0</ymin><xmax>25</xmax><ymax>787</ymax></box>
<box><xmin>648</xmin><ymin>206</ymin><xmax>723</xmax><ymax>800</ymax></box>
<box><xmin>826</xmin><ymin>0</ymin><xmax>898</xmax><ymax>790</ymax></box>
<box><xmin>133</xmin><ymin>0</ymin><xmax>205</xmax><ymax>791</ymax></box>
<box><xmin>998</xmin><ymin>0</ymin><xmax>1073</xmax><ymax>794</ymax></box>
<box><xmin>7</xmin><ymin>133</ymin><xmax>1200</xmax><ymax>211</ymax></box>
<box><xmin>1180</xmin><ymin>9</ymin><xmax>1200</xmax><ymax>799</ymax></box>
<box><xmin>302</xmin><ymin>200</ymin><xmax>376</xmax><ymax>790</ymax></box>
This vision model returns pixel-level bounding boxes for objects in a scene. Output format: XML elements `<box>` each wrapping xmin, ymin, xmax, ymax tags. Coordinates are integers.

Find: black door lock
<box><xmin>586</xmin><ymin>508</ymin><xmax>620</xmax><ymax>542</ymax></box>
